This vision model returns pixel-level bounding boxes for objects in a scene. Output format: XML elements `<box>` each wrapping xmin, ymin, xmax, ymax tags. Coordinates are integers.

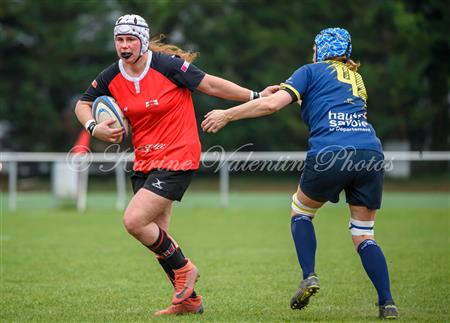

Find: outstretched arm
<box><xmin>201</xmin><ymin>90</ymin><xmax>293</xmax><ymax>133</ymax></box>
<box><xmin>196</xmin><ymin>74</ymin><xmax>279</xmax><ymax>101</ymax></box>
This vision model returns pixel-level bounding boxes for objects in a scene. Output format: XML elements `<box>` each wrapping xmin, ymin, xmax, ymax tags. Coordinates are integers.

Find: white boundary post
<box><xmin>115</xmin><ymin>162</ymin><xmax>126</xmax><ymax>211</ymax></box>
<box><xmin>8</xmin><ymin>161</ymin><xmax>17</xmax><ymax>211</ymax></box>
<box><xmin>220</xmin><ymin>161</ymin><xmax>229</xmax><ymax>207</ymax></box>
<box><xmin>76</xmin><ymin>164</ymin><xmax>89</xmax><ymax>213</ymax></box>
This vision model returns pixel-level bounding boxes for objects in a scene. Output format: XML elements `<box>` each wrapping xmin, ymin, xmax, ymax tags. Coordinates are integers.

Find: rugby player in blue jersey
<box><xmin>202</xmin><ymin>28</ymin><xmax>398</xmax><ymax>320</ymax></box>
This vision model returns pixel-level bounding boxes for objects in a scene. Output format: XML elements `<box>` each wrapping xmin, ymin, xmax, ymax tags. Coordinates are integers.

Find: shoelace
<box><xmin>384</xmin><ymin>305</ymin><xmax>397</xmax><ymax>310</ymax></box>
<box><xmin>175</xmin><ymin>266</ymin><xmax>190</xmax><ymax>291</ymax></box>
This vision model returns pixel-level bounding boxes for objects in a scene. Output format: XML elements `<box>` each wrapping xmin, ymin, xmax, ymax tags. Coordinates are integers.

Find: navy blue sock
<box><xmin>291</xmin><ymin>215</ymin><xmax>317</xmax><ymax>279</ymax></box>
<box><xmin>357</xmin><ymin>239</ymin><xmax>393</xmax><ymax>305</ymax></box>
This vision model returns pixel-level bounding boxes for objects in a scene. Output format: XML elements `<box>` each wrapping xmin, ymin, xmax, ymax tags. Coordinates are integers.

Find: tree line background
<box><xmin>1</xmin><ymin>0</ymin><xmax>448</xmax><ymax>154</ymax></box>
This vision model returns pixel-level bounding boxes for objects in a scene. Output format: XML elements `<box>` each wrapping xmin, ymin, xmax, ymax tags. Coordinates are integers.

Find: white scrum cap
<box><xmin>114</xmin><ymin>14</ymin><xmax>150</xmax><ymax>56</ymax></box>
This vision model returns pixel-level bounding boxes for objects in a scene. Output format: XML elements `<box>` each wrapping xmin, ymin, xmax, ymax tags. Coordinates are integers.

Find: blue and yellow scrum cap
<box><xmin>314</xmin><ymin>27</ymin><xmax>352</xmax><ymax>62</ymax></box>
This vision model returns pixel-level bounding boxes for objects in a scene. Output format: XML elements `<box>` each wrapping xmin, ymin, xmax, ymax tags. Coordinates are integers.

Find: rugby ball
<box><xmin>92</xmin><ymin>96</ymin><xmax>129</xmax><ymax>142</ymax></box>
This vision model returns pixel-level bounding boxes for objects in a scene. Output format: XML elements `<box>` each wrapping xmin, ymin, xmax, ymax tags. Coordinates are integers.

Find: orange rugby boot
<box><xmin>154</xmin><ymin>295</ymin><xmax>203</xmax><ymax>316</ymax></box>
<box><xmin>172</xmin><ymin>259</ymin><xmax>200</xmax><ymax>304</ymax></box>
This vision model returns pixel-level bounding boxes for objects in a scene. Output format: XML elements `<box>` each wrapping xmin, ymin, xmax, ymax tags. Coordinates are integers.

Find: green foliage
<box><xmin>0</xmin><ymin>0</ymin><xmax>448</xmax><ymax>151</ymax></box>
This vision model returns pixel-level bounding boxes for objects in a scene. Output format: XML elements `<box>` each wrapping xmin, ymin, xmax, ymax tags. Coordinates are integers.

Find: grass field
<box><xmin>1</xmin><ymin>191</ymin><xmax>449</xmax><ymax>322</ymax></box>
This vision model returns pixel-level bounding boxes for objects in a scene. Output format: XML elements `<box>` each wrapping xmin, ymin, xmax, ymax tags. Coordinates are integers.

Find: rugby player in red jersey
<box><xmin>75</xmin><ymin>14</ymin><xmax>279</xmax><ymax>316</ymax></box>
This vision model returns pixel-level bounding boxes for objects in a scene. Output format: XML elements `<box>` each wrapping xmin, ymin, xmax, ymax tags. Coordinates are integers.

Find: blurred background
<box><xmin>1</xmin><ymin>2</ymin><xmax>449</xmax><ymax>322</ymax></box>
<box><xmin>0</xmin><ymin>0</ymin><xmax>449</xmax><ymax>198</ymax></box>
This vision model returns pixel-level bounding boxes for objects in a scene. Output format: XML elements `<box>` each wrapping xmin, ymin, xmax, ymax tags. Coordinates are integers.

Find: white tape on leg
<box><xmin>349</xmin><ymin>219</ymin><xmax>375</xmax><ymax>236</ymax></box>
<box><xmin>291</xmin><ymin>194</ymin><xmax>317</xmax><ymax>217</ymax></box>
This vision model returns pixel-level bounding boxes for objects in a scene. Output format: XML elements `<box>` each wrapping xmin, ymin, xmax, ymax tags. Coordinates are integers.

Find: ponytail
<box><xmin>331</xmin><ymin>56</ymin><xmax>360</xmax><ymax>72</ymax></box>
<box><xmin>149</xmin><ymin>34</ymin><xmax>199</xmax><ymax>63</ymax></box>
<box><xmin>345</xmin><ymin>59</ymin><xmax>360</xmax><ymax>72</ymax></box>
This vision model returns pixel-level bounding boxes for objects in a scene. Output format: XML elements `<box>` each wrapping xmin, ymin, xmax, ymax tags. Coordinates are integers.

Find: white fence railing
<box><xmin>1</xmin><ymin>151</ymin><xmax>449</xmax><ymax>212</ymax></box>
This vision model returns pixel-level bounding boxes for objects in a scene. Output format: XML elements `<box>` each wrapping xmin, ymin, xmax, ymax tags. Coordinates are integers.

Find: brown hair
<box><xmin>149</xmin><ymin>34</ymin><xmax>199</xmax><ymax>63</ymax></box>
<box><xmin>331</xmin><ymin>56</ymin><xmax>360</xmax><ymax>72</ymax></box>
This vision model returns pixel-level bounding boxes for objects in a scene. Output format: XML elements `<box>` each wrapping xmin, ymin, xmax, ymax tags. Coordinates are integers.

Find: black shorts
<box><xmin>131</xmin><ymin>169</ymin><xmax>195</xmax><ymax>201</ymax></box>
<box><xmin>300</xmin><ymin>149</ymin><xmax>385</xmax><ymax>209</ymax></box>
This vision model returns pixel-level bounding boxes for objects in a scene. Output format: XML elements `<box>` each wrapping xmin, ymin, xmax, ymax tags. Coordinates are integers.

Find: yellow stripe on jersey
<box><xmin>280</xmin><ymin>83</ymin><xmax>301</xmax><ymax>102</ymax></box>
<box><xmin>327</xmin><ymin>60</ymin><xmax>368</xmax><ymax>104</ymax></box>
<box><xmin>355</xmin><ymin>72</ymin><xmax>368</xmax><ymax>102</ymax></box>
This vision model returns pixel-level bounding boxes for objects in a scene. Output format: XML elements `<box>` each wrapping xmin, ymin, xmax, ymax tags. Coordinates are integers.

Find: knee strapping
<box><xmin>291</xmin><ymin>194</ymin><xmax>318</xmax><ymax>217</ymax></box>
<box><xmin>349</xmin><ymin>219</ymin><xmax>375</xmax><ymax>236</ymax></box>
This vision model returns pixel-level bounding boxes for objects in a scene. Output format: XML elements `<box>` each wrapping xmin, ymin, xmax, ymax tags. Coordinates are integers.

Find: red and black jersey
<box><xmin>81</xmin><ymin>52</ymin><xmax>206</xmax><ymax>172</ymax></box>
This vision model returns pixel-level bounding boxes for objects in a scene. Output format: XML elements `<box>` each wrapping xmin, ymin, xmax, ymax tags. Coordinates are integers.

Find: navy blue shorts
<box><xmin>299</xmin><ymin>149</ymin><xmax>385</xmax><ymax>209</ymax></box>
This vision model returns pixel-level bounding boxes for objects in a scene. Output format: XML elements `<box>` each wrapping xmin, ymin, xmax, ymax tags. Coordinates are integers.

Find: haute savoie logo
<box><xmin>328</xmin><ymin>111</ymin><xmax>371</xmax><ymax>133</ymax></box>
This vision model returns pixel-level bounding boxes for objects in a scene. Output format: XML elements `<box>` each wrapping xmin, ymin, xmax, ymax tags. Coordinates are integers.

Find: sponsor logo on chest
<box><xmin>145</xmin><ymin>99</ymin><xmax>159</xmax><ymax>108</ymax></box>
